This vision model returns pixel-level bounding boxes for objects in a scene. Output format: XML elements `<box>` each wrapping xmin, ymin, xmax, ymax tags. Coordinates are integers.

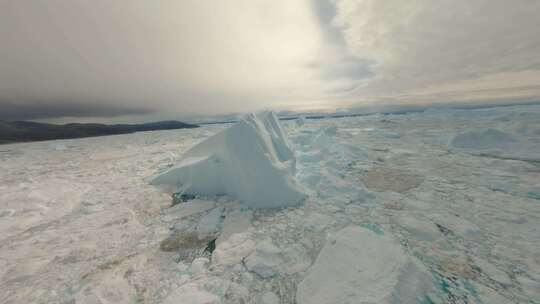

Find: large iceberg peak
<box><xmin>151</xmin><ymin>111</ymin><xmax>306</xmax><ymax>208</ymax></box>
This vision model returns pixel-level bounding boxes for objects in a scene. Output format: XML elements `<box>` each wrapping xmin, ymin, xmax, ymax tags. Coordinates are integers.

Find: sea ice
<box><xmin>151</xmin><ymin>112</ymin><xmax>305</xmax><ymax>208</ymax></box>
<box><xmin>4</xmin><ymin>104</ymin><xmax>540</xmax><ymax>303</ymax></box>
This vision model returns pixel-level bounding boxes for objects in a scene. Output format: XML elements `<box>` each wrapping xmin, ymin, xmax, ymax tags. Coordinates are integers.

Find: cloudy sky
<box><xmin>1</xmin><ymin>0</ymin><xmax>540</xmax><ymax>122</ymax></box>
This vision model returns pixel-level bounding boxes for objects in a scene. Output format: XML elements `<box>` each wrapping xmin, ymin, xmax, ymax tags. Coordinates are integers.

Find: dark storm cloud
<box><xmin>0</xmin><ymin>100</ymin><xmax>153</xmax><ymax>121</ymax></box>
<box><xmin>0</xmin><ymin>1</ymin><xmax>338</xmax><ymax>121</ymax></box>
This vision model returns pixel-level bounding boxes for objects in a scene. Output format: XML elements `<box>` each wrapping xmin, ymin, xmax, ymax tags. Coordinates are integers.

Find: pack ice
<box><xmin>151</xmin><ymin>111</ymin><xmax>306</xmax><ymax>208</ymax></box>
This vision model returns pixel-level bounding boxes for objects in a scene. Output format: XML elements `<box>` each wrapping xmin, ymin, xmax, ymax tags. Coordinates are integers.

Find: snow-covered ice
<box><xmin>1</xmin><ymin>104</ymin><xmax>540</xmax><ymax>303</ymax></box>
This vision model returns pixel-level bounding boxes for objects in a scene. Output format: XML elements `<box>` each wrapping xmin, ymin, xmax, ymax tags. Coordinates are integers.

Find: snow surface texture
<box><xmin>1</xmin><ymin>104</ymin><xmax>540</xmax><ymax>303</ymax></box>
<box><xmin>151</xmin><ymin>111</ymin><xmax>305</xmax><ymax>208</ymax></box>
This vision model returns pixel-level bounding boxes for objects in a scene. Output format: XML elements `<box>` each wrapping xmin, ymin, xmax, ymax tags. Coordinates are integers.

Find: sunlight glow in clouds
<box><xmin>331</xmin><ymin>0</ymin><xmax>540</xmax><ymax>106</ymax></box>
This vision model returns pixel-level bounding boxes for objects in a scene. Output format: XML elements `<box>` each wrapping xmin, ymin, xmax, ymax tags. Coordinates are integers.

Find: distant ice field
<box><xmin>1</xmin><ymin>104</ymin><xmax>539</xmax><ymax>303</ymax></box>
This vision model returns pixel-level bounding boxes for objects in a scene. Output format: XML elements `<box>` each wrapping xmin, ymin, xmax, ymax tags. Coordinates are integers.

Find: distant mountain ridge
<box><xmin>0</xmin><ymin>120</ymin><xmax>199</xmax><ymax>144</ymax></box>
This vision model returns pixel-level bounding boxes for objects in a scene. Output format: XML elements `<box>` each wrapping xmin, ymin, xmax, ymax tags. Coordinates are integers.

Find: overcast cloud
<box><xmin>1</xmin><ymin>0</ymin><xmax>539</xmax><ymax>121</ymax></box>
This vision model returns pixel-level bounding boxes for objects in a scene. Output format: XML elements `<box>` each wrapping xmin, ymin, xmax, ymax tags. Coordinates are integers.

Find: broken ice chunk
<box><xmin>296</xmin><ymin>226</ymin><xmax>434</xmax><ymax>304</ymax></box>
<box><xmin>216</xmin><ymin>210</ymin><xmax>252</xmax><ymax>245</ymax></box>
<box><xmin>196</xmin><ymin>207</ymin><xmax>224</xmax><ymax>240</ymax></box>
<box><xmin>212</xmin><ymin>233</ymin><xmax>256</xmax><ymax>268</ymax></box>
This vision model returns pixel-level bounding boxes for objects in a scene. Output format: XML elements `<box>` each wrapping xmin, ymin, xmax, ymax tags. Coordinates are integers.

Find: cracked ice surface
<box><xmin>1</xmin><ymin>104</ymin><xmax>540</xmax><ymax>303</ymax></box>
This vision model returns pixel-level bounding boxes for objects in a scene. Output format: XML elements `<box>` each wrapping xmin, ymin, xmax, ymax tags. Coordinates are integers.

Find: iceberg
<box><xmin>151</xmin><ymin>112</ymin><xmax>305</xmax><ymax>208</ymax></box>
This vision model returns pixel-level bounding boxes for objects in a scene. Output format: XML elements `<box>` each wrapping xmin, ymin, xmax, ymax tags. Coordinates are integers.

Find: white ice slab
<box><xmin>296</xmin><ymin>226</ymin><xmax>431</xmax><ymax>304</ymax></box>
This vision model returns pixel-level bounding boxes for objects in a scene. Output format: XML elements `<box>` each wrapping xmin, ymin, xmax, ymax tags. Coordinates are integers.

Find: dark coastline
<box><xmin>0</xmin><ymin>120</ymin><xmax>199</xmax><ymax>144</ymax></box>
